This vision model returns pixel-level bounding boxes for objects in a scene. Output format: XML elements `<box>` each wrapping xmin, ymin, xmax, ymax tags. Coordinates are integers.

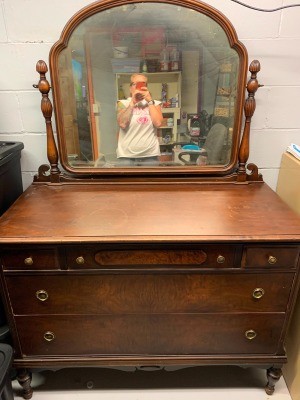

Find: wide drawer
<box><xmin>16</xmin><ymin>313</ymin><xmax>285</xmax><ymax>356</ymax></box>
<box><xmin>6</xmin><ymin>273</ymin><xmax>294</xmax><ymax>314</ymax></box>
<box><xmin>66</xmin><ymin>244</ymin><xmax>242</xmax><ymax>269</ymax></box>
<box><xmin>1</xmin><ymin>247</ymin><xmax>60</xmax><ymax>270</ymax></box>
<box><xmin>244</xmin><ymin>246</ymin><xmax>299</xmax><ymax>269</ymax></box>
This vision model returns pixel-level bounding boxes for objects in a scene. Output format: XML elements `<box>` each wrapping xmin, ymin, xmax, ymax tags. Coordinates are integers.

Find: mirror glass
<box><xmin>57</xmin><ymin>2</ymin><xmax>240</xmax><ymax>169</ymax></box>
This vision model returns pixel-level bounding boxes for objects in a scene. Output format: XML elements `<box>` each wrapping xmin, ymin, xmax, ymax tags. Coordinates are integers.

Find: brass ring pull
<box><xmin>76</xmin><ymin>256</ymin><xmax>85</xmax><ymax>265</ymax></box>
<box><xmin>268</xmin><ymin>256</ymin><xmax>277</xmax><ymax>265</ymax></box>
<box><xmin>245</xmin><ymin>329</ymin><xmax>257</xmax><ymax>340</ymax></box>
<box><xmin>253</xmin><ymin>288</ymin><xmax>265</xmax><ymax>299</ymax></box>
<box><xmin>36</xmin><ymin>290</ymin><xmax>49</xmax><ymax>302</ymax></box>
<box><xmin>217</xmin><ymin>255</ymin><xmax>225</xmax><ymax>264</ymax></box>
<box><xmin>24</xmin><ymin>257</ymin><xmax>33</xmax><ymax>266</ymax></box>
<box><xmin>44</xmin><ymin>331</ymin><xmax>55</xmax><ymax>342</ymax></box>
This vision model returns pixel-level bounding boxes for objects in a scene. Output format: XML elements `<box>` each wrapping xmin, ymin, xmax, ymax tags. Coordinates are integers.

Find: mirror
<box><xmin>50</xmin><ymin>0</ymin><xmax>247</xmax><ymax>173</ymax></box>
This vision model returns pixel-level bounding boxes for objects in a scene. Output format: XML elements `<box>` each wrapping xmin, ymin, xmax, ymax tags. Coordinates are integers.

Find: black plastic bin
<box><xmin>0</xmin><ymin>141</ymin><xmax>24</xmax><ymax>216</ymax></box>
<box><xmin>0</xmin><ymin>141</ymin><xmax>24</xmax><ymax>343</ymax></box>
<box><xmin>0</xmin><ymin>344</ymin><xmax>13</xmax><ymax>400</ymax></box>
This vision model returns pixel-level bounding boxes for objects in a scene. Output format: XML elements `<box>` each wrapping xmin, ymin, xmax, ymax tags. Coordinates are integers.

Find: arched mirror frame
<box><xmin>35</xmin><ymin>0</ymin><xmax>261</xmax><ymax>182</ymax></box>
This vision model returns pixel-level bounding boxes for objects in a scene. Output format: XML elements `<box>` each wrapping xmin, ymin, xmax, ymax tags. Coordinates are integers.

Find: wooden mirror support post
<box><xmin>33</xmin><ymin>60</ymin><xmax>60</xmax><ymax>183</ymax></box>
<box><xmin>238</xmin><ymin>59</ymin><xmax>263</xmax><ymax>182</ymax></box>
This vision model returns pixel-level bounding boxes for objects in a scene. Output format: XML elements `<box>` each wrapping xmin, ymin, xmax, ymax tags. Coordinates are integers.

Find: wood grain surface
<box><xmin>0</xmin><ymin>183</ymin><xmax>299</xmax><ymax>242</ymax></box>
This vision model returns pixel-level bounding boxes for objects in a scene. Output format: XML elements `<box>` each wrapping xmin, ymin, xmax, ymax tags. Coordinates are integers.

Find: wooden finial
<box><xmin>36</xmin><ymin>60</ymin><xmax>48</xmax><ymax>74</ymax></box>
<box><xmin>34</xmin><ymin>60</ymin><xmax>60</xmax><ymax>182</ymax></box>
<box><xmin>237</xmin><ymin>60</ymin><xmax>262</xmax><ymax>181</ymax></box>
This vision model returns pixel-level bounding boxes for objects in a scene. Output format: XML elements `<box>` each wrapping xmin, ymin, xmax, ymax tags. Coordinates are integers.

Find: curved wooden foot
<box><xmin>265</xmin><ymin>367</ymin><xmax>282</xmax><ymax>395</ymax></box>
<box><xmin>17</xmin><ymin>369</ymin><xmax>33</xmax><ymax>399</ymax></box>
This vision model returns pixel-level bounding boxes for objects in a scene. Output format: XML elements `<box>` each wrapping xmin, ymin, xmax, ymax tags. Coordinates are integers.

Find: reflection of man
<box><xmin>116</xmin><ymin>73</ymin><xmax>163</xmax><ymax>165</ymax></box>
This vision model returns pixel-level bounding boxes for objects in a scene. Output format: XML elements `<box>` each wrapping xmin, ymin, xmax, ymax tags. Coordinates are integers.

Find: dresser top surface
<box><xmin>0</xmin><ymin>182</ymin><xmax>299</xmax><ymax>243</ymax></box>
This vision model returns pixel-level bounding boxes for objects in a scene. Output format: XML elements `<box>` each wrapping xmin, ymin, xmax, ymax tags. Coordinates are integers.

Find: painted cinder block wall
<box><xmin>0</xmin><ymin>0</ymin><xmax>299</xmax><ymax>190</ymax></box>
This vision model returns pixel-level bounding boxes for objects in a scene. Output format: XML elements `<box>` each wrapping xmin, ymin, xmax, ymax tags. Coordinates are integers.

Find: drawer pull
<box><xmin>217</xmin><ymin>255</ymin><xmax>225</xmax><ymax>264</ymax></box>
<box><xmin>245</xmin><ymin>329</ymin><xmax>257</xmax><ymax>340</ymax></box>
<box><xmin>76</xmin><ymin>256</ymin><xmax>85</xmax><ymax>265</ymax></box>
<box><xmin>24</xmin><ymin>257</ymin><xmax>33</xmax><ymax>266</ymax></box>
<box><xmin>44</xmin><ymin>331</ymin><xmax>55</xmax><ymax>342</ymax></box>
<box><xmin>268</xmin><ymin>256</ymin><xmax>277</xmax><ymax>265</ymax></box>
<box><xmin>36</xmin><ymin>290</ymin><xmax>49</xmax><ymax>302</ymax></box>
<box><xmin>253</xmin><ymin>288</ymin><xmax>265</xmax><ymax>299</ymax></box>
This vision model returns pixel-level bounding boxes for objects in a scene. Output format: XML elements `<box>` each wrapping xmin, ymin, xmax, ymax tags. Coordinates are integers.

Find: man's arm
<box><xmin>117</xmin><ymin>100</ymin><xmax>134</xmax><ymax>130</ymax></box>
<box><xmin>148</xmin><ymin>103</ymin><xmax>163</xmax><ymax>128</ymax></box>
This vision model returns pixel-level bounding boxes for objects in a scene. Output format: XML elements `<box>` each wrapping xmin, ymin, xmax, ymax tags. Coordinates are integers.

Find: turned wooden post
<box><xmin>35</xmin><ymin>60</ymin><xmax>60</xmax><ymax>182</ymax></box>
<box><xmin>17</xmin><ymin>369</ymin><xmax>33</xmax><ymax>399</ymax></box>
<box><xmin>237</xmin><ymin>60</ymin><xmax>261</xmax><ymax>181</ymax></box>
<box><xmin>265</xmin><ymin>367</ymin><xmax>282</xmax><ymax>395</ymax></box>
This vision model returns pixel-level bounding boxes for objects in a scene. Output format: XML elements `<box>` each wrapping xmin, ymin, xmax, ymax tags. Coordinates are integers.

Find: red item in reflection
<box><xmin>136</xmin><ymin>82</ymin><xmax>147</xmax><ymax>90</ymax></box>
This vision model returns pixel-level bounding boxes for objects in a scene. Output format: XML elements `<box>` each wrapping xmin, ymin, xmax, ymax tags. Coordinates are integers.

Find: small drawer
<box><xmin>244</xmin><ymin>246</ymin><xmax>299</xmax><ymax>269</ymax></box>
<box><xmin>1</xmin><ymin>247</ymin><xmax>60</xmax><ymax>270</ymax></box>
<box><xmin>66</xmin><ymin>244</ymin><xmax>242</xmax><ymax>269</ymax></box>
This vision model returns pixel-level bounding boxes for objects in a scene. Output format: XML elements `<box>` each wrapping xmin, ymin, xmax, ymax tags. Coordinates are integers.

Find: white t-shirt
<box><xmin>117</xmin><ymin>98</ymin><xmax>161</xmax><ymax>158</ymax></box>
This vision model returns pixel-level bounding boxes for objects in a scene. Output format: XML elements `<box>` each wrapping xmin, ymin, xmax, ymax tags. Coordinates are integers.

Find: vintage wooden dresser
<box><xmin>0</xmin><ymin>0</ymin><xmax>299</xmax><ymax>398</ymax></box>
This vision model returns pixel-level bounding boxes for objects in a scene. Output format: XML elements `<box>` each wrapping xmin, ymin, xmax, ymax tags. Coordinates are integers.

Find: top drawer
<box><xmin>66</xmin><ymin>244</ymin><xmax>242</xmax><ymax>269</ymax></box>
<box><xmin>244</xmin><ymin>246</ymin><xmax>299</xmax><ymax>269</ymax></box>
<box><xmin>1</xmin><ymin>247</ymin><xmax>60</xmax><ymax>270</ymax></box>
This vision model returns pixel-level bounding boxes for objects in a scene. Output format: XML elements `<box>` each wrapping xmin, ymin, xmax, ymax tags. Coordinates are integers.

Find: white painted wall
<box><xmin>0</xmin><ymin>0</ymin><xmax>299</xmax><ymax>190</ymax></box>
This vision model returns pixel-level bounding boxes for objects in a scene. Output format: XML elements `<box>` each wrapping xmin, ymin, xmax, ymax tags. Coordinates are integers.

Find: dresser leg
<box><xmin>17</xmin><ymin>369</ymin><xmax>33</xmax><ymax>399</ymax></box>
<box><xmin>265</xmin><ymin>367</ymin><xmax>282</xmax><ymax>395</ymax></box>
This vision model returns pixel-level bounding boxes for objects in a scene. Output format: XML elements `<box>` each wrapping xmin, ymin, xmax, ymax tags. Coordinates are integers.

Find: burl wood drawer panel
<box><xmin>244</xmin><ymin>246</ymin><xmax>299</xmax><ymax>269</ymax></box>
<box><xmin>1</xmin><ymin>248</ymin><xmax>59</xmax><ymax>270</ymax></box>
<box><xmin>66</xmin><ymin>245</ymin><xmax>242</xmax><ymax>269</ymax></box>
<box><xmin>15</xmin><ymin>313</ymin><xmax>285</xmax><ymax>356</ymax></box>
<box><xmin>6</xmin><ymin>273</ymin><xmax>293</xmax><ymax>315</ymax></box>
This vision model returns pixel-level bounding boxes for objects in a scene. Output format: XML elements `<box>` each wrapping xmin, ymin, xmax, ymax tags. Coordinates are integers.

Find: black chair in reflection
<box><xmin>176</xmin><ymin>123</ymin><xmax>227</xmax><ymax>165</ymax></box>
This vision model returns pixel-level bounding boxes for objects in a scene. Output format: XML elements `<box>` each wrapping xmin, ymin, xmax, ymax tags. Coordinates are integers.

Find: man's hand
<box><xmin>132</xmin><ymin>86</ymin><xmax>152</xmax><ymax>104</ymax></box>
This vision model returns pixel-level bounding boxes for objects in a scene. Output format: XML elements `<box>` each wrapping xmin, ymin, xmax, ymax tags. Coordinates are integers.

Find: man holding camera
<box><xmin>116</xmin><ymin>73</ymin><xmax>163</xmax><ymax>165</ymax></box>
